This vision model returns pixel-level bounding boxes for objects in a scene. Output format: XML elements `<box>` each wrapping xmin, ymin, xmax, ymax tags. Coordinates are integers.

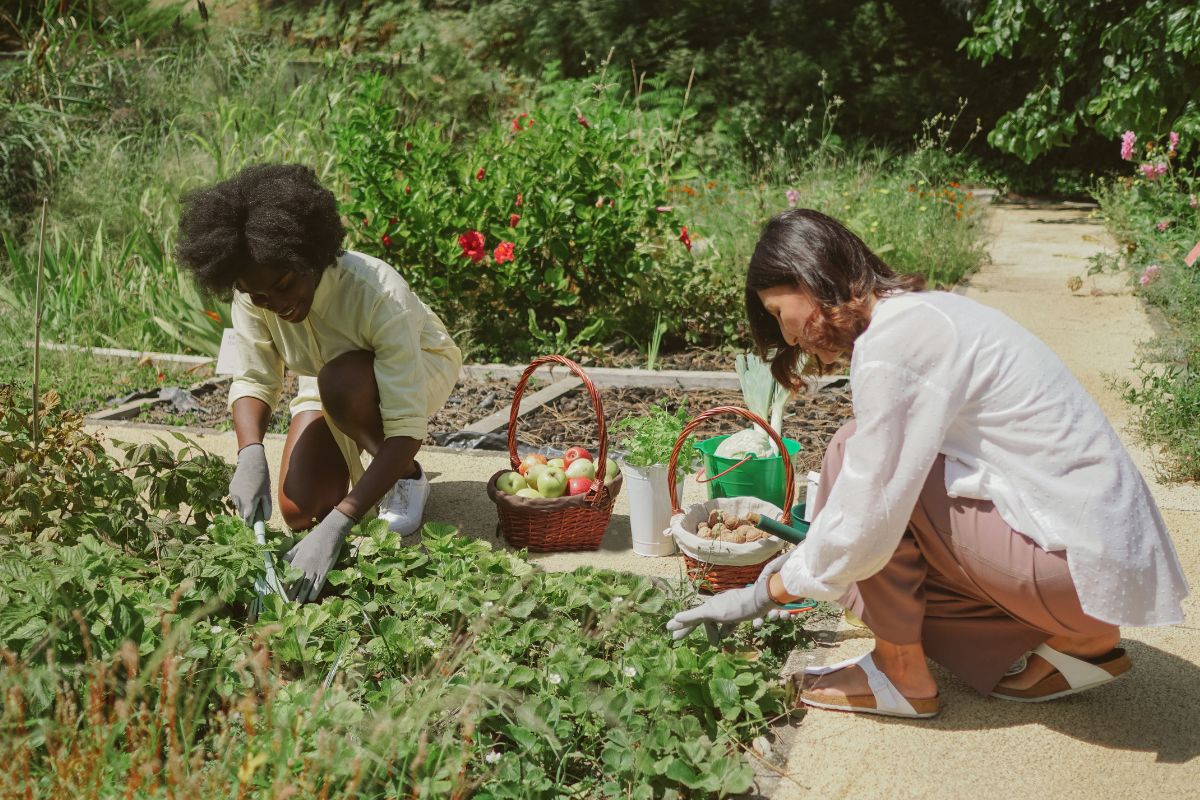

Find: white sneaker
<box><xmin>378</xmin><ymin>463</ymin><xmax>430</xmax><ymax>536</ymax></box>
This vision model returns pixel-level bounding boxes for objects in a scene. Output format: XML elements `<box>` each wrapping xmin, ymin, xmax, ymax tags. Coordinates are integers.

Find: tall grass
<box><xmin>2</xmin><ymin>223</ymin><xmax>226</xmax><ymax>354</ymax></box>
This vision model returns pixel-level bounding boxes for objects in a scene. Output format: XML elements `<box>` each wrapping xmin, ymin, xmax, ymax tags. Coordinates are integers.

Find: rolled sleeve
<box><xmin>367</xmin><ymin>295</ymin><xmax>432</xmax><ymax>440</ymax></box>
<box><xmin>226</xmin><ymin>293</ymin><xmax>284</xmax><ymax>411</ymax></box>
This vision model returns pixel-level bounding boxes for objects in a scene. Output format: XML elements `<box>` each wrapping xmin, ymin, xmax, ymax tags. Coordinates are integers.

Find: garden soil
<box><xmin>770</xmin><ymin>202</ymin><xmax>1200</xmax><ymax>800</ymax></box>
<box><xmin>81</xmin><ymin>203</ymin><xmax>1200</xmax><ymax>797</ymax></box>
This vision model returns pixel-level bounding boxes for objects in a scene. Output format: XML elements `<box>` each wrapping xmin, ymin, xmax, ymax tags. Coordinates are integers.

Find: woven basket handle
<box><xmin>506</xmin><ymin>354</ymin><xmax>610</xmax><ymax>487</ymax></box>
<box><xmin>666</xmin><ymin>405</ymin><xmax>794</xmax><ymax>523</ymax></box>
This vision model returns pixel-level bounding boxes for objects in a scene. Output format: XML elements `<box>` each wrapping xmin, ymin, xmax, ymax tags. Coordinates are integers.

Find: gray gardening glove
<box><xmin>229</xmin><ymin>442</ymin><xmax>272</xmax><ymax>524</ymax></box>
<box><xmin>284</xmin><ymin>508</ymin><xmax>356</xmax><ymax>603</ymax></box>
<box><xmin>666</xmin><ymin>575</ymin><xmax>783</xmax><ymax>645</ymax></box>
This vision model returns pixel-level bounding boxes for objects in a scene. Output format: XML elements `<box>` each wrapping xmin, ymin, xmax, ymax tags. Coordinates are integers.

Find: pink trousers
<box><xmin>811</xmin><ymin>422</ymin><xmax>1119</xmax><ymax>694</ymax></box>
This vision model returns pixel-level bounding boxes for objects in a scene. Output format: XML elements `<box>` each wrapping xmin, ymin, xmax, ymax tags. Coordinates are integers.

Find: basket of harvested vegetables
<box><xmin>486</xmin><ymin>355</ymin><xmax>622</xmax><ymax>551</ymax></box>
<box><xmin>667</xmin><ymin>405</ymin><xmax>796</xmax><ymax>592</ymax></box>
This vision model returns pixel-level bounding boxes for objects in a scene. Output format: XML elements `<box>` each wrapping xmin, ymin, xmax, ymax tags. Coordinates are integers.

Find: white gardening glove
<box><xmin>751</xmin><ymin>551</ymin><xmax>795</xmax><ymax>628</ymax></box>
<box><xmin>666</xmin><ymin>573</ymin><xmax>783</xmax><ymax>645</ymax></box>
<box><xmin>284</xmin><ymin>508</ymin><xmax>356</xmax><ymax>603</ymax></box>
<box><xmin>229</xmin><ymin>442</ymin><xmax>272</xmax><ymax>524</ymax></box>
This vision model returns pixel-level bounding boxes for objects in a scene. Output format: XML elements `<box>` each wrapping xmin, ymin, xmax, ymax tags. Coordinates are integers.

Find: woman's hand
<box><xmin>229</xmin><ymin>442</ymin><xmax>272</xmax><ymax>523</ymax></box>
<box><xmin>666</xmin><ymin>575</ymin><xmax>783</xmax><ymax>644</ymax></box>
<box><xmin>284</xmin><ymin>508</ymin><xmax>356</xmax><ymax>602</ymax></box>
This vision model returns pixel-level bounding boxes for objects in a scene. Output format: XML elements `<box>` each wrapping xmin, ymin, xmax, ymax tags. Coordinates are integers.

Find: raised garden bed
<box><xmin>82</xmin><ymin>367</ymin><xmax>853</xmax><ymax>473</ymax></box>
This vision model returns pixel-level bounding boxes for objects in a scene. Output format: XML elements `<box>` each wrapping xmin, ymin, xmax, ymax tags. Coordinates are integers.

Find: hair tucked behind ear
<box><xmin>745</xmin><ymin>208</ymin><xmax>925</xmax><ymax>390</ymax></box>
<box><xmin>176</xmin><ymin>163</ymin><xmax>346</xmax><ymax>298</ymax></box>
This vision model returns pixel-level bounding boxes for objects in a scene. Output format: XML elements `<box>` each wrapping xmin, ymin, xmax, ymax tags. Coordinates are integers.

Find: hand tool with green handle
<box><xmin>249</xmin><ymin>516</ymin><xmax>287</xmax><ymax>621</ymax></box>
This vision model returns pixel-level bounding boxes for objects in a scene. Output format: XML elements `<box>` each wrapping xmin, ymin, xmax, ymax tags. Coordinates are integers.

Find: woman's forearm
<box><xmin>232</xmin><ymin>397</ymin><xmax>272</xmax><ymax>450</ymax></box>
<box><xmin>768</xmin><ymin>573</ymin><xmax>801</xmax><ymax>605</ymax></box>
<box><xmin>336</xmin><ymin>435</ymin><xmax>421</xmax><ymax>521</ymax></box>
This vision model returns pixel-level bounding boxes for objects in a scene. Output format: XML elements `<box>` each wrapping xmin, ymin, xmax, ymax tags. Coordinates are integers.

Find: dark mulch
<box><xmin>97</xmin><ymin>363</ymin><xmax>854</xmax><ymax>472</ymax></box>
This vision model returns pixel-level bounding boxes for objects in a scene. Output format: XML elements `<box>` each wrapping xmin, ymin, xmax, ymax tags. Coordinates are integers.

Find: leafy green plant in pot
<box><xmin>612</xmin><ymin>400</ymin><xmax>696</xmax><ymax>557</ymax></box>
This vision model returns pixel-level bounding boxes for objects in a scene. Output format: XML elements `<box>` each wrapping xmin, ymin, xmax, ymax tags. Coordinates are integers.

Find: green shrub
<box><xmin>335</xmin><ymin>73</ymin><xmax>692</xmax><ymax>359</ymax></box>
<box><xmin>1093</xmin><ymin>130</ymin><xmax>1200</xmax><ymax>480</ymax></box>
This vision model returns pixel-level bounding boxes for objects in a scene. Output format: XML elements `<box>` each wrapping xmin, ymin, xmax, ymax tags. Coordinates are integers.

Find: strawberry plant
<box><xmin>1</xmin><ymin>385</ymin><xmax>812</xmax><ymax>797</ymax></box>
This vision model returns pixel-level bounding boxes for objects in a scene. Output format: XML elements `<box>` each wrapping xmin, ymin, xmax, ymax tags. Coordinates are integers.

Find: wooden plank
<box><xmin>459</xmin><ymin>363</ymin><xmax>844</xmax><ymax>392</ymax></box>
<box><xmin>463</xmin><ymin>375</ymin><xmax>582</xmax><ymax>433</ymax></box>
<box><xmin>31</xmin><ymin>341</ymin><xmax>213</xmax><ymax>367</ymax></box>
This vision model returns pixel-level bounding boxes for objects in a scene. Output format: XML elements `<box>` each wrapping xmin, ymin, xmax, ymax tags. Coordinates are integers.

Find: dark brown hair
<box><xmin>745</xmin><ymin>208</ymin><xmax>925</xmax><ymax>389</ymax></box>
<box><xmin>176</xmin><ymin>163</ymin><xmax>346</xmax><ymax>298</ymax></box>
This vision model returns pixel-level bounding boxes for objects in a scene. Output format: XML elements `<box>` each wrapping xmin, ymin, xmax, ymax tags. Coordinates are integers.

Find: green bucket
<box><xmin>695</xmin><ymin>435</ymin><xmax>802</xmax><ymax>509</ymax></box>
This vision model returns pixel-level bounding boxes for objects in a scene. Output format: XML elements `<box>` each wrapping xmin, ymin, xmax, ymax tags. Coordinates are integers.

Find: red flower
<box><xmin>511</xmin><ymin>113</ymin><xmax>532</xmax><ymax>132</ymax></box>
<box><xmin>493</xmin><ymin>241</ymin><xmax>515</xmax><ymax>264</ymax></box>
<box><xmin>515</xmin><ymin>193</ymin><xmax>523</xmax><ymax>207</ymax></box>
<box><xmin>405</xmin><ymin>185</ymin><xmax>412</xmax><ymax>195</ymax></box>
<box><xmin>679</xmin><ymin>226</ymin><xmax>692</xmax><ymax>252</ymax></box>
<box><xmin>388</xmin><ymin>217</ymin><xmax>397</xmax><ymax>225</ymax></box>
<box><xmin>476</xmin><ymin>168</ymin><xmax>486</xmax><ymax>181</ymax></box>
<box><xmin>458</xmin><ymin>230</ymin><xmax>486</xmax><ymax>263</ymax></box>
<box><xmin>509</xmin><ymin>213</ymin><xmax>520</xmax><ymax>227</ymax></box>
<box><xmin>362</xmin><ymin>217</ymin><xmax>369</xmax><ymax>227</ymax></box>
<box><xmin>405</xmin><ymin>142</ymin><xmax>413</xmax><ymax>152</ymax></box>
<box><xmin>382</xmin><ymin>234</ymin><xmax>393</xmax><ymax>248</ymax></box>
<box><xmin>577</xmin><ymin>114</ymin><xmax>590</xmax><ymax>128</ymax></box>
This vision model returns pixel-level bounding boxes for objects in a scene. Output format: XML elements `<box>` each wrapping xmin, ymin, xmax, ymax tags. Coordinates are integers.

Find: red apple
<box><xmin>567</xmin><ymin>476</ymin><xmax>592</xmax><ymax>496</ymax></box>
<box><xmin>563</xmin><ymin>446</ymin><xmax>592</xmax><ymax>468</ymax></box>
<box><xmin>518</xmin><ymin>453</ymin><xmax>548</xmax><ymax>476</ymax></box>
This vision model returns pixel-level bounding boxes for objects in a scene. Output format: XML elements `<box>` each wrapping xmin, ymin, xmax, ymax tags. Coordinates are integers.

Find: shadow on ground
<box><xmin>850</xmin><ymin>640</ymin><xmax>1199</xmax><ymax>764</ymax></box>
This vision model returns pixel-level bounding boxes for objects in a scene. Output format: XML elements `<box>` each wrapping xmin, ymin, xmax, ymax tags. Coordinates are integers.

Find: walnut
<box><xmin>696</xmin><ymin>524</ymin><xmax>714</xmax><ymax>539</ymax></box>
<box><xmin>707</xmin><ymin>509</ymin><xmax>722</xmax><ymax>527</ymax></box>
<box><xmin>735</xmin><ymin>524</ymin><xmax>758</xmax><ymax>541</ymax></box>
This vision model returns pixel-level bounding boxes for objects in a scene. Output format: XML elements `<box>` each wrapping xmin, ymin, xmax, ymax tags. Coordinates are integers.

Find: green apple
<box><xmin>516</xmin><ymin>487</ymin><xmax>543</xmax><ymax>499</ymax></box>
<box><xmin>537</xmin><ymin>466</ymin><xmax>568</xmax><ymax>498</ymax></box>
<box><xmin>525</xmin><ymin>463</ymin><xmax>549</xmax><ymax>487</ymax></box>
<box><xmin>565</xmin><ymin>458</ymin><xmax>596</xmax><ymax>480</ymax></box>
<box><xmin>496</xmin><ymin>471</ymin><xmax>527</xmax><ymax>494</ymax></box>
<box><xmin>547</xmin><ymin>457</ymin><xmax>566</xmax><ymax>470</ymax></box>
<box><xmin>603</xmin><ymin>457</ymin><xmax>620</xmax><ymax>486</ymax></box>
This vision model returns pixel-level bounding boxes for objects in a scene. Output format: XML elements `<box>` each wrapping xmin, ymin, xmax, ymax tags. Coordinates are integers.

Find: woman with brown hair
<box><xmin>667</xmin><ymin>208</ymin><xmax>1188</xmax><ymax>718</ymax></box>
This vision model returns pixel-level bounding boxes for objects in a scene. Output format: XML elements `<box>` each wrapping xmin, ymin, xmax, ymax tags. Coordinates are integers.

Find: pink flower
<box><xmin>509</xmin><ymin>213</ymin><xmax>520</xmax><ymax>227</ymax></box>
<box><xmin>493</xmin><ymin>241</ymin><xmax>514</xmax><ymax>264</ymax></box>
<box><xmin>655</xmin><ymin>205</ymin><xmax>673</xmax><ymax>212</ymax></box>
<box><xmin>679</xmin><ymin>226</ymin><xmax>692</xmax><ymax>252</ymax></box>
<box><xmin>786</xmin><ymin>189</ymin><xmax>800</xmax><ymax>207</ymax></box>
<box><xmin>458</xmin><ymin>230</ymin><xmax>486</xmax><ymax>263</ymax></box>
<box><xmin>515</xmin><ymin>193</ymin><xmax>523</xmax><ymax>208</ymax></box>
<box><xmin>1156</xmin><ymin>220</ymin><xmax>1171</xmax><ymax>232</ymax></box>
<box><xmin>577</xmin><ymin>114</ymin><xmax>590</xmax><ymax>129</ymax></box>
<box><xmin>1168</xmin><ymin>131</ymin><xmax>1179</xmax><ymax>155</ymax></box>
<box><xmin>476</xmin><ymin>168</ymin><xmax>486</xmax><ymax>181</ymax></box>
<box><xmin>1140</xmin><ymin>162</ymin><xmax>1167</xmax><ymax>180</ymax></box>
<box><xmin>1139</xmin><ymin>264</ymin><xmax>1162</xmax><ymax>286</ymax></box>
<box><xmin>1121</xmin><ymin>131</ymin><xmax>1136</xmax><ymax>161</ymax></box>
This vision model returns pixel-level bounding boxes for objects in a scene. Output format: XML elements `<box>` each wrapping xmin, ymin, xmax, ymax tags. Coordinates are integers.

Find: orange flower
<box><xmin>203</xmin><ymin>310</ymin><xmax>221</xmax><ymax>324</ymax></box>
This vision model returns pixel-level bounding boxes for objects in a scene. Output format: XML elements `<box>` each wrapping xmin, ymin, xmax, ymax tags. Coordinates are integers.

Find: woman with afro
<box><xmin>177</xmin><ymin>164</ymin><xmax>461</xmax><ymax>602</ymax></box>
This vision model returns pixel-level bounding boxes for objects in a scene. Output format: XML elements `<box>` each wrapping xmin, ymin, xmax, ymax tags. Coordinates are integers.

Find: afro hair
<box><xmin>176</xmin><ymin>163</ymin><xmax>346</xmax><ymax>298</ymax></box>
